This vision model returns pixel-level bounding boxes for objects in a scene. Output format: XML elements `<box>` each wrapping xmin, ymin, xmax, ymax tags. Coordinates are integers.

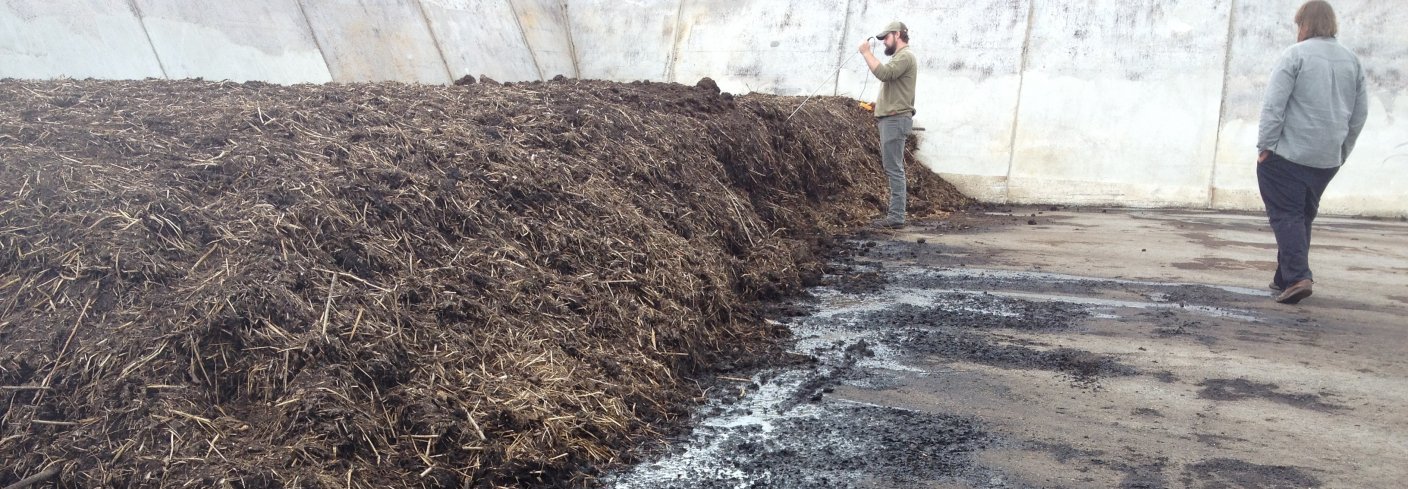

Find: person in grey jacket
<box><xmin>1257</xmin><ymin>0</ymin><xmax>1368</xmax><ymax>304</ymax></box>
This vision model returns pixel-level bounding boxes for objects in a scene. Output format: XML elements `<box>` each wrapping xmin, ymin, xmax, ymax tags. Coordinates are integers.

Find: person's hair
<box><xmin>1295</xmin><ymin>1</ymin><xmax>1337</xmax><ymax>40</ymax></box>
<box><xmin>897</xmin><ymin>30</ymin><xmax>909</xmax><ymax>43</ymax></box>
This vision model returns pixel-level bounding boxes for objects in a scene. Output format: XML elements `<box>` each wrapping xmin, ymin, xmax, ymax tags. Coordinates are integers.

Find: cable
<box><xmin>786</xmin><ymin>51</ymin><xmax>860</xmax><ymax>121</ymax></box>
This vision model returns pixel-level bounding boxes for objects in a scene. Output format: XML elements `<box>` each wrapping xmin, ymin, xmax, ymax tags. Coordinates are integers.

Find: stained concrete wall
<box><xmin>1010</xmin><ymin>0</ymin><xmax>1231</xmax><ymax>207</ymax></box>
<box><xmin>1</xmin><ymin>0</ymin><xmax>1403</xmax><ymax>216</ymax></box>
<box><xmin>508</xmin><ymin>0</ymin><xmax>578</xmax><ymax>80</ymax></box>
<box><xmin>566</xmin><ymin>0</ymin><xmax>678</xmax><ymax>82</ymax></box>
<box><xmin>299</xmin><ymin>0</ymin><xmax>451</xmax><ymax>83</ymax></box>
<box><xmin>0</xmin><ymin>0</ymin><xmax>163</xmax><ymax>79</ymax></box>
<box><xmin>1212</xmin><ymin>0</ymin><xmax>1408</xmax><ymax>216</ymax></box>
<box><xmin>132</xmin><ymin>0</ymin><xmax>332</xmax><ymax>84</ymax></box>
<box><xmin>671</xmin><ymin>0</ymin><xmax>848</xmax><ymax>96</ymax></box>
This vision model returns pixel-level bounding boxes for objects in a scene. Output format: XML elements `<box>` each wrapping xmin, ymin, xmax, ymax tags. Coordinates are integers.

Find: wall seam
<box><xmin>832</xmin><ymin>0</ymin><xmax>856</xmax><ymax>97</ymax></box>
<box><xmin>1208</xmin><ymin>0</ymin><xmax>1238</xmax><ymax>209</ymax></box>
<box><xmin>507</xmin><ymin>0</ymin><xmax>546</xmax><ymax>80</ymax></box>
<box><xmin>414</xmin><ymin>0</ymin><xmax>456</xmax><ymax>83</ymax></box>
<box><xmin>294</xmin><ymin>0</ymin><xmax>335</xmax><ymax>82</ymax></box>
<box><xmin>560</xmin><ymin>0</ymin><xmax>581</xmax><ymax>78</ymax></box>
<box><xmin>126</xmin><ymin>0</ymin><xmax>168</xmax><ymax>79</ymax></box>
<box><xmin>1004</xmin><ymin>0</ymin><xmax>1037</xmax><ymax>203</ymax></box>
<box><xmin>665</xmin><ymin>0</ymin><xmax>687</xmax><ymax>82</ymax></box>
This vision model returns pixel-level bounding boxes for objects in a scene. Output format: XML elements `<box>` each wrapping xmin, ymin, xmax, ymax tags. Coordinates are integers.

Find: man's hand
<box><xmin>859</xmin><ymin>40</ymin><xmax>880</xmax><ymax>70</ymax></box>
<box><xmin>1258</xmin><ymin>150</ymin><xmax>1271</xmax><ymax>163</ymax></box>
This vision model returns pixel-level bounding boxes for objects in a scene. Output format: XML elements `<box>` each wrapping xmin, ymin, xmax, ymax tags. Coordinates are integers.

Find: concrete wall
<box><xmin>1009</xmin><ymin>0</ymin><xmax>1231</xmax><ymax>207</ymax></box>
<box><xmin>1</xmin><ymin>0</ymin><xmax>1403</xmax><ymax>216</ymax></box>
<box><xmin>1212</xmin><ymin>0</ymin><xmax>1408</xmax><ymax>216</ymax></box>
<box><xmin>0</xmin><ymin>0</ymin><xmax>163</xmax><ymax>79</ymax></box>
<box><xmin>132</xmin><ymin>0</ymin><xmax>332</xmax><ymax>84</ymax></box>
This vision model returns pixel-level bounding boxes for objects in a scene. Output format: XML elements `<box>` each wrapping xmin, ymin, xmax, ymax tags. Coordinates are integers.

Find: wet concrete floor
<box><xmin>603</xmin><ymin>208</ymin><xmax>1408</xmax><ymax>488</ymax></box>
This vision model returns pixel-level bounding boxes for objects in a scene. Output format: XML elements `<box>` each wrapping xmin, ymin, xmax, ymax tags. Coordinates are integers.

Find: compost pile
<box><xmin>0</xmin><ymin>76</ymin><xmax>967</xmax><ymax>487</ymax></box>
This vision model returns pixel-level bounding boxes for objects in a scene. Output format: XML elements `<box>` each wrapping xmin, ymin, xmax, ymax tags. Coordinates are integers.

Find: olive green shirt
<box><xmin>871</xmin><ymin>46</ymin><xmax>917</xmax><ymax>118</ymax></box>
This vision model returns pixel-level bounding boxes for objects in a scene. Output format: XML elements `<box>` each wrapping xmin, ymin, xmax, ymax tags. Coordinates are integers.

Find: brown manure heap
<box><xmin>0</xmin><ymin>77</ymin><xmax>967</xmax><ymax>487</ymax></box>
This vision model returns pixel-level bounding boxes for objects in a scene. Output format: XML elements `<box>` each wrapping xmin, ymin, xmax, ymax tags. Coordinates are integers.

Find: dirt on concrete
<box><xmin>607</xmin><ymin>207</ymin><xmax>1408</xmax><ymax>488</ymax></box>
<box><xmin>1196</xmin><ymin>378</ymin><xmax>1344</xmax><ymax>412</ymax></box>
<box><xmin>1180</xmin><ymin>458</ymin><xmax>1321</xmax><ymax>488</ymax></box>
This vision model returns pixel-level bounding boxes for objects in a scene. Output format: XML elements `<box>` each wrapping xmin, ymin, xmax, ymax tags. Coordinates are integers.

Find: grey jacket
<box><xmin>1257</xmin><ymin>37</ymin><xmax>1369</xmax><ymax>169</ymax></box>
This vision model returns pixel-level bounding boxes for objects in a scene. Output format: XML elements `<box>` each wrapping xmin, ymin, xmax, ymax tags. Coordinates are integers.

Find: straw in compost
<box><xmin>0</xmin><ymin>76</ymin><xmax>967</xmax><ymax>487</ymax></box>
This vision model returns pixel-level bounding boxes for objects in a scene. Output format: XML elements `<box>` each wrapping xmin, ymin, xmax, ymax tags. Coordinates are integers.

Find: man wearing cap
<box><xmin>860</xmin><ymin>21</ymin><xmax>917</xmax><ymax>229</ymax></box>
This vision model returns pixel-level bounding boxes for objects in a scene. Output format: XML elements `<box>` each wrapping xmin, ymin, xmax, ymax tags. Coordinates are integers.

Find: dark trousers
<box><xmin>1257</xmin><ymin>153</ymin><xmax>1339</xmax><ymax>287</ymax></box>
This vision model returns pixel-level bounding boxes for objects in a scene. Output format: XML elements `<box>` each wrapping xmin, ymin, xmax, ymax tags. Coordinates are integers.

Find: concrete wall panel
<box><xmin>837</xmin><ymin>0</ymin><xmax>1031</xmax><ymax>202</ymax></box>
<box><xmin>133</xmin><ymin>0</ymin><xmax>332</xmax><ymax>84</ymax></box>
<box><xmin>566</xmin><ymin>0</ymin><xmax>678</xmax><ymax>82</ymax></box>
<box><xmin>669</xmin><ymin>0</ymin><xmax>846</xmax><ymax>96</ymax></box>
<box><xmin>1212</xmin><ymin>0</ymin><xmax>1408</xmax><ymax>216</ymax></box>
<box><xmin>1009</xmin><ymin>0</ymin><xmax>1230</xmax><ymax>206</ymax></box>
<box><xmin>419</xmin><ymin>0</ymin><xmax>540</xmax><ymax>82</ymax></box>
<box><xmin>510</xmin><ymin>0</ymin><xmax>578</xmax><ymax>79</ymax></box>
<box><xmin>299</xmin><ymin>0</ymin><xmax>451</xmax><ymax>83</ymax></box>
<box><xmin>0</xmin><ymin>0</ymin><xmax>163</xmax><ymax>80</ymax></box>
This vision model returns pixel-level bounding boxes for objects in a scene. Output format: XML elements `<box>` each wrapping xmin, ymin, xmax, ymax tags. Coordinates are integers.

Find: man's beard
<box><xmin>884</xmin><ymin>45</ymin><xmax>896</xmax><ymax>56</ymax></box>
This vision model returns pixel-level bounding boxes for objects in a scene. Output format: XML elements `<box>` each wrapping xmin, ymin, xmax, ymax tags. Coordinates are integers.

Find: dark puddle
<box><xmin>1118</xmin><ymin>461</ymin><xmax>1171</xmax><ymax>489</ymax></box>
<box><xmin>889</xmin><ymin>328</ymin><xmax>1136</xmax><ymax>386</ymax></box>
<box><xmin>1132</xmin><ymin>407</ymin><xmax>1163</xmax><ymax>417</ymax></box>
<box><xmin>1197</xmin><ymin>378</ymin><xmax>1344</xmax><ymax>412</ymax></box>
<box><xmin>869</xmin><ymin>296</ymin><xmax>1088</xmax><ymax>331</ymax></box>
<box><xmin>1032</xmin><ymin>442</ymin><xmax>1169</xmax><ymax>489</ymax></box>
<box><xmin>861</xmin><ymin>295</ymin><xmax>1134</xmax><ymax>386</ymax></box>
<box><xmin>1181</xmin><ymin>458</ymin><xmax>1322</xmax><ymax>488</ymax></box>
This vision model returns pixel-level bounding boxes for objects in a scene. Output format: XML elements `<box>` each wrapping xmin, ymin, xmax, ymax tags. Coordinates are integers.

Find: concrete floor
<box><xmin>848</xmin><ymin>207</ymin><xmax>1408</xmax><ymax>488</ymax></box>
<box><xmin>607</xmin><ymin>207</ymin><xmax>1408</xmax><ymax>488</ymax></box>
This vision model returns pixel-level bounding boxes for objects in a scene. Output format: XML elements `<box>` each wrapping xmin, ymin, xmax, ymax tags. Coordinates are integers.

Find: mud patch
<box><xmin>1153</xmin><ymin>370</ymin><xmax>1180</xmax><ymax>383</ymax></box>
<box><xmin>602</xmin><ymin>357</ymin><xmax>991</xmax><ymax>487</ymax></box>
<box><xmin>680</xmin><ymin>405</ymin><xmax>988</xmax><ymax>488</ymax></box>
<box><xmin>843</xmin><ymin>291</ymin><xmax>1133</xmax><ymax>385</ymax></box>
<box><xmin>891</xmin><ymin>328</ymin><xmax>1135</xmax><ymax>385</ymax></box>
<box><xmin>1144</xmin><ymin>310</ymin><xmax>1220</xmax><ymax>345</ymax></box>
<box><xmin>1171</xmin><ymin>257</ymin><xmax>1277</xmax><ymax>271</ymax></box>
<box><xmin>1118</xmin><ymin>461</ymin><xmax>1170</xmax><ymax>489</ymax></box>
<box><xmin>1181</xmin><ymin>458</ymin><xmax>1321</xmax><ymax>488</ymax></box>
<box><xmin>1132</xmin><ymin>407</ymin><xmax>1162</xmax><ymax>417</ymax></box>
<box><xmin>1180</xmin><ymin>231</ymin><xmax>1276</xmax><ymax>250</ymax></box>
<box><xmin>827</xmin><ymin>269</ymin><xmax>889</xmax><ymax>295</ymax></box>
<box><xmin>1194</xmin><ymin>433</ymin><xmax>1248</xmax><ymax>449</ymax></box>
<box><xmin>1197</xmin><ymin>378</ymin><xmax>1343</xmax><ymax>412</ymax></box>
<box><xmin>1032</xmin><ymin>442</ymin><xmax>1168</xmax><ymax>489</ymax></box>
<box><xmin>869</xmin><ymin>295</ymin><xmax>1088</xmax><ymax>331</ymax></box>
<box><xmin>1030</xmin><ymin>440</ymin><xmax>1104</xmax><ymax>463</ymax></box>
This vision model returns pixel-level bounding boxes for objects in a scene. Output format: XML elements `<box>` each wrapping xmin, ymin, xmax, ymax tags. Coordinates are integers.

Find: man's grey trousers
<box><xmin>1257</xmin><ymin>153</ymin><xmax>1340</xmax><ymax>288</ymax></box>
<box><xmin>878</xmin><ymin>114</ymin><xmax>913</xmax><ymax>223</ymax></box>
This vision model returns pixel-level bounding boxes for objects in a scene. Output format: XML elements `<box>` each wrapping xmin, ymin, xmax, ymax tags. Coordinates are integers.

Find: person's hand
<box><xmin>1258</xmin><ymin>150</ymin><xmax>1271</xmax><ymax>163</ymax></box>
<box><xmin>858</xmin><ymin>39</ymin><xmax>872</xmax><ymax>55</ymax></box>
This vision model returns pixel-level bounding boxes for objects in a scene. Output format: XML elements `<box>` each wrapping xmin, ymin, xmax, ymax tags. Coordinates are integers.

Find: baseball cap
<box><xmin>875</xmin><ymin>21</ymin><xmax>907</xmax><ymax>39</ymax></box>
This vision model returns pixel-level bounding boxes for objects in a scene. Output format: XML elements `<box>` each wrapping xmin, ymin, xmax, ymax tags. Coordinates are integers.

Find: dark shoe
<box><xmin>1268</xmin><ymin>281</ymin><xmax>1283</xmax><ymax>291</ymax></box>
<box><xmin>871</xmin><ymin>218</ymin><xmax>904</xmax><ymax>229</ymax></box>
<box><xmin>1274</xmin><ymin>280</ymin><xmax>1313</xmax><ymax>304</ymax></box>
